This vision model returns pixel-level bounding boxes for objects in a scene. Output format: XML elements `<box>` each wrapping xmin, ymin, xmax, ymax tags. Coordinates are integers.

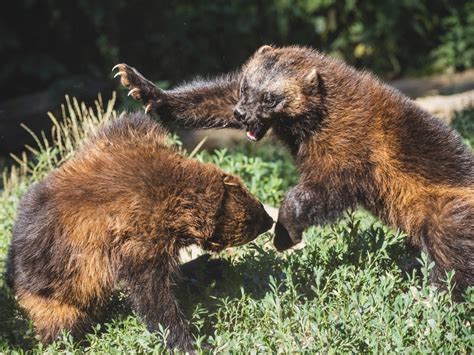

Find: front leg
<box><xmin>113</xmin><ymin>63</ymin><xmax>242</xmax><ymax>129</ymax></box>
<box><xmin>120</xmin><ymin>255</ymin><xmax>194</xmax><ymax>352</ymax></box>
<box><xmin>274</xmin><ymin>183</ymin><xmax>354</xmax><ymax>251</ymax></box>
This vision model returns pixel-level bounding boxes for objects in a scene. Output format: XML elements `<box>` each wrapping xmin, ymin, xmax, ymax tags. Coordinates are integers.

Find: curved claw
<box><xmin>128</xmin><ymin>88</ymin><xmax>139</xmax><ymax>97</ymax></box>
<box><xmin>112</xmin><ymin>64</ymin><xmax>121</xmax><ymax>72</ymax></box>
<box><xmin>144</xmin><ymin>103</ymin><xmax>152</xmax><ymax>114</ymax></box>
<box><xmin>113</xmin><ymin>71</ymin><xmax>124</xmax><ymax>78</ymax></box>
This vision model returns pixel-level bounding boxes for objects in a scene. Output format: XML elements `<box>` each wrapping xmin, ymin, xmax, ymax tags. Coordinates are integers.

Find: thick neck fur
<box><xmin>269</xmin><ymin>49</ymin><xmax>376</xmax><ymax>154</ymax></box>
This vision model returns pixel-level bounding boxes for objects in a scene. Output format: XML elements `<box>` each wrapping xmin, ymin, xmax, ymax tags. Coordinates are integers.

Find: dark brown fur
<box><xmin>114</xmin><ymin>45</ymin><xmax>474</xmax><ymax>299</ymax></box>
<box><xmin>6</xmin><ymin>112</ymin><xmax>273</xmax><ymax>351</ymax></box>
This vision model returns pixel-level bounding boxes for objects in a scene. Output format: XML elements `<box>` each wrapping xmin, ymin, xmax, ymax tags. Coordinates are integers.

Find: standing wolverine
<box><xmin>6</xmin><ymin>113</ymin><xmax>273</xmax><ymax>351</ymax></box>
<box><xmin>114</xmin><ymin>45</ymin><xmax>474</xmax><ymax>299</ymax></box>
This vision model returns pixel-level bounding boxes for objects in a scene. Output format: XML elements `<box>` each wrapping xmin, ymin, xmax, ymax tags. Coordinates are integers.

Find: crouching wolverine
<box><xmin>113</xmin><ymin>45</ymin><xmax>474</xmax><ymax>299</ymax></box>
<box><xmin>6</xmin><ymin>113</ymin><xmax>273</xmax><ymax>351</ymax></box>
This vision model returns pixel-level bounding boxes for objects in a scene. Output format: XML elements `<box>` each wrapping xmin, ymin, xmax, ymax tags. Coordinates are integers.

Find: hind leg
<box><xmin>422</xmin><ymin>199</ymin><xmax>474</xmax><ymax>300</ymax></box>
<box><xmin>420</xmin><ymin>235</ymin><xmax>446</xmax><ymax>285</ymax></box>
<box><xmin>17</xmin><ymin>290</ymin><xmax>93</xmax><ymax>343</ymax></box>
<box><xmin>421</xmin><ymin>235</ymin><xmax>473</xmax><ymax>301</ymax></box>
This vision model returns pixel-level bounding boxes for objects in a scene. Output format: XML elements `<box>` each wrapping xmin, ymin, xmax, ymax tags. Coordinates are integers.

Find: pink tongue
<box><xmin>246</xmin><ymin>130</ymin><xmax>258</xmax><ymax>141</ymax></box>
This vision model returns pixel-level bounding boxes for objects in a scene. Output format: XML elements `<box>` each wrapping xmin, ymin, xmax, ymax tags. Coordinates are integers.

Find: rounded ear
<box><xmin>223</xmin><ymin>174</ymin><xmax>241</xmax><ymax>187</ymax></box>
<box><xmin>256</xmin><ymin>45</ymin><xmax>274</xmax><ymax>55</ymax></box>
<box><xmin>304</xmin><ymin>68</ymin><xmax>319</xmax><ymax>94</ymax></box>
<box><xmin>305</xmin><ymin>69</ymin><xmax>318</xmax><ymax>85</ymax></box>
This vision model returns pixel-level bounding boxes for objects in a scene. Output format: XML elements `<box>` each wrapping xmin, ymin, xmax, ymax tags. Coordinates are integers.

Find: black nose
<box><xmin>233</xmin><ymin>108</ymin><xmax>246</xmax><ymax>121</ymax></box>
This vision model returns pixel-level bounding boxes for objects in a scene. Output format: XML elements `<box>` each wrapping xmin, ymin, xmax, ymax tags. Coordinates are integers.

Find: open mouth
<box><xmin>245</xmin><ymin>123</ymin><xmax>271</xmax><ymax>142</ymax></box>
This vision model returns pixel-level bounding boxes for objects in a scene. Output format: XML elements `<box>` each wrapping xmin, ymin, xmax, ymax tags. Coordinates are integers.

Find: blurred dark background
<box><xmin>1</xmin><ymin>0</ymin><xmax>473</xmax><ymax>158</ymax></box>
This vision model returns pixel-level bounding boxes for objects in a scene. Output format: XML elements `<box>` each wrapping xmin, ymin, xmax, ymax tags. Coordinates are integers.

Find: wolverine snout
<box><xmin>258</xmin><ymin>205</ymin><xmax>274</xmax><ymax>235</ymax></box>
<box><xmin>233</xmin><ymin>107</ymin><xmax>247</xmax><ymax>122</ymax></box>
<box><xmin>260</xmin><ymin>214</ymin><xmax>274</xmax><ymax>235</ymax></box>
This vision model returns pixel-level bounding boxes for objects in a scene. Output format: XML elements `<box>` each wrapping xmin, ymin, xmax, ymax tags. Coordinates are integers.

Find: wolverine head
<box><xmin>202</xmin><ymin>174</ymin><xmax>274</xmax><ymax>252</ymax></box>
<box><xmin>234</xmin><ymin>45</ymin><xmax>322</xmax><ymax>142</ymax></box>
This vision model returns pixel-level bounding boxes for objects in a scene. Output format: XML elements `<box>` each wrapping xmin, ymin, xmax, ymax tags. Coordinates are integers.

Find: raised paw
<box><xmin>112</xmin><ymin>63</ymin><xmax>165</xmax><ymax>113</ymax></box>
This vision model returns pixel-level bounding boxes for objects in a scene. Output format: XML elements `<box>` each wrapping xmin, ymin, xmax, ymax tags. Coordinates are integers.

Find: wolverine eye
<box><xmin>239</xmin><ymin>80</ymin><xmax>247</xmax><ymax>97</ymax></box>
<box><xmin>263</xmin><ymin>93</ymin><xmax>278</xmax><ymax>108</ymax></box>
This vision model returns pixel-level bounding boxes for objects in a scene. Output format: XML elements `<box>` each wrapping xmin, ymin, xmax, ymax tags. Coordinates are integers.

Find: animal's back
<box><xmin>380</xmin><ymin>96</ymin><xmax>474</xmax><ymax>186</ymax></box>
<box><xmin>7</xmin><ymin>114</ymin><xmax>174</xmax><ymax>294</ymax></box>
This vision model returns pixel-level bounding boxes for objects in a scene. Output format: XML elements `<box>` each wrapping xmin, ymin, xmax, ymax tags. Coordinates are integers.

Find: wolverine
<box><xmin>6</xmin><ymin>112</ymin><xmax>273</xmax><ymax>351</ymax></box>
<box><xmin>114</xmin><ymin>45</ymin><xmax>474</xmax><ymax>299</ymax></box>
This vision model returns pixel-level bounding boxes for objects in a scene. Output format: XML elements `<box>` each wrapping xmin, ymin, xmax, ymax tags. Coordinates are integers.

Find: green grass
<box><xmin>453</xmin><ymin>106</ymin><xmax>474</xmax><ymax>149</ymax></box>
<box><xmin>0</xmin><ymin>98</ymin><xmax>473</xmax><ymax>354</ymax></box>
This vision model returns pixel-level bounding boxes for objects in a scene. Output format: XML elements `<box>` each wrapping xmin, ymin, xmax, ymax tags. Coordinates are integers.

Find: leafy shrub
<box><xmin>431</xmin><ymin>2</ymin><xmax>474</xmax><ymax>73</ymax></box>
<box><xmin>452</xmin><ymin>106</ymin><xmax>474</xmax><ymax>149</ymax></box>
